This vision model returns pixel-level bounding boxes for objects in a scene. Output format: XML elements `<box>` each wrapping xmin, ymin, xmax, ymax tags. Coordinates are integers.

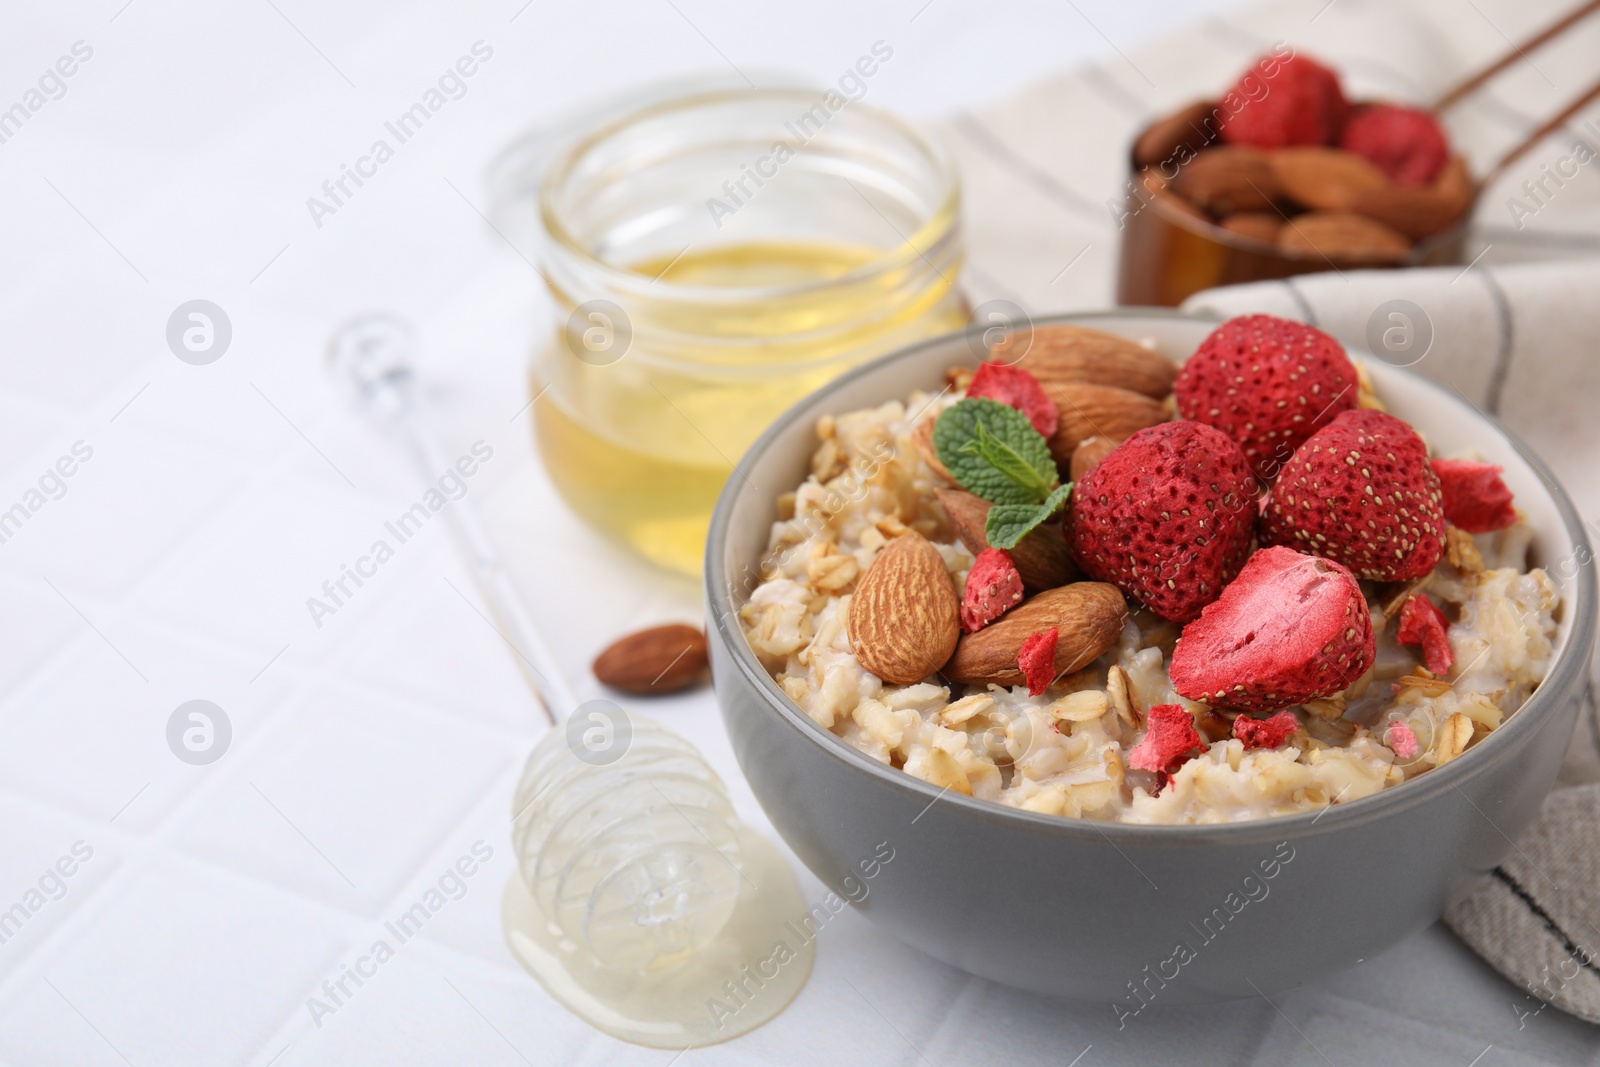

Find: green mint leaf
<box><xmin>960</xmin><ymin>422</ymin><xmax>1054</xmax><ymax>502</ymax></box>
<box><xmin>985</xmin><ymin>483</ymin><xmax>1074</xmax><ymax>550</ymax></box>
<box><xmin>932</xmin><ymin>398</ymin><xmax>1057</xmax><ymax>506</ymax></box>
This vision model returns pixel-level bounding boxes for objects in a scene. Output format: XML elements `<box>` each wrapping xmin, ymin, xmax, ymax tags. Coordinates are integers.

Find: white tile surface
<box><xmin>0</xmin><ymin>859</ymin><xmax>349</xmax><ymax>1067</ymax></box>
<box><xmin>170</xmin><ymin>685</ymin><xmax>520</xmax><ymax>915</ymax></box>
<box><xmin>0</xmin><ymin>620</ymin><xmax>292</xmax><ymax>831</ymax></box>
<box><xmin>0</xmin><ymin>572</ymin><xmax>99</xmax><ymax>697</ymax></box>
<box><xmin>0</xmin><ymin>797</ymin><xmax>119</xmax><ymax>983</ymax></box>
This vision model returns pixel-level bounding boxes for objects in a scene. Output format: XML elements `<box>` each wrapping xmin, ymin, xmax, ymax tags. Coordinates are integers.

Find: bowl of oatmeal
<box><xmin>705</xmin><ymin>309</ymin><xmax>1594</xmax><ymax>1003</ymax></box>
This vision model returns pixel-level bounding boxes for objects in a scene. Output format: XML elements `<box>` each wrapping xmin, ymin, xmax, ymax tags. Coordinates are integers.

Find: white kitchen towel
<box><xmin>1181</xmin><ymin>260</ymin><xmax>1600</xmax><ymax>1022</ymax></box>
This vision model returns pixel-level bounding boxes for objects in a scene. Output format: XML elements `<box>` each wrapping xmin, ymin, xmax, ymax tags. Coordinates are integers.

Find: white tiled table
<box><xmin>1</xmin><ymin>1</ymin><xmax>1596</xmax><ymax>1064</ymax></box>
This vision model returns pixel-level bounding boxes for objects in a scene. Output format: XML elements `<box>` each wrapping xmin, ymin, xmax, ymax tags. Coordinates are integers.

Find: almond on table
<box><xmin>594</xmin><ymin>624</ymin><xmax>709</xmax><ymax>694</ymax></box>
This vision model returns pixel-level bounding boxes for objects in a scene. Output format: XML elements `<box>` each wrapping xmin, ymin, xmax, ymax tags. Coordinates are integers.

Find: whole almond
<box><xmin>1040</xmin><ymin>382</ymin><xmax>1166</xmax><ymax>467</ymax></box>
<box><xmin>911</xmin><ymin>415</ymin><xmax>953</xmax><ymax>481</ymax></box>
<box><xmin>848</xmin><ymin>531</ymin><xmax>959</xmax><ymax>684</ymax></box>
<box><xmin>593</xmin><ymin>624</ymin><xmax>709</xmax><ymax>694</ymax></box>
<box><xmin>1271</xmin><ymin>147</ymin><xmax>1389</xmax><ymax>211</ymax></box>
<box><xmin>944</xmin><ymin>583</ymin><xmax>1128</xmax><ymax>688</ymax></box>
<box><xmin>990</xmin><ymin>325</ymin><xmax>1177</xmax><ymax>399</ymax></box>
<box><xmin>1133</xmin><ymin>100</ymin><xmax>1220</xmax><ymax>168</ymax></box>
<box><xmin>935</xmin><ymin>488</ymin><xmax>1079</xmax><ymax>592</ymax></box>
<box><xmin>1349</xmin><ymin>156</ymin><xmax>1475</xmax><ymax>239</ymax></box>
<box><xmin>1172</xmin><ymin>146</ymin><xmax>1279</xmax><ymax>216</ymax></box>
<box><xmin>1069</xmin><ymin>436</ymin><xmax>1120</xmax><ymax>483</ymax></box>
<box><xmin>1219</xmin><ymin>212</ymin><xmax>1283</xmax><ymax>245</ymax></box>
<box><xmin>1279</xmin><ymin>212</ymin><xmax>1411</xmax><ymax>262</ymax></box>
<box><xmin>1143</xmin><ymin>169</ymin><xmax>1209</xmax><ymax>221</ymax></box>
<box><xmin>1434</xmin><ymin>155</ymin><xmax>1474</xmax><ymax>212</ymax></box>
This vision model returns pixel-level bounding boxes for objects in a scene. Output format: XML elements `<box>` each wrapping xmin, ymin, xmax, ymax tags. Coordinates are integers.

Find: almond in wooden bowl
<box><xmin>1131</xmin><ymin>99</ymin><xmax>1219</xmax><ymax>168</ymax></box>
<box><xmin>1171</xmin><ymin>145</ymin><xmax>1280</xmax><ymax>216</ymax></box>
<box><xmin>1348</xmin><ymin>156</ymin><xmax>1475</xmax><ymax>239</ymax></box>
<box><xmin>1278</xmin><ymin>212</ymin><xmax>1411</xmax><ymax>262</ymax></box>
<box><xmin>1218</xmin><ymin>212</ymin><xmax>1283</xmax><ymax>245</ymax></box>
<box><xmin>1270</xmin><ymin>147</ymin><xmax>1389</xmax><ymax>211</ymax></box>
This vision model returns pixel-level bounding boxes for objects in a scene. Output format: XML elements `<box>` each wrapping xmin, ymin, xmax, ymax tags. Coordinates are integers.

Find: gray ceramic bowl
<box><xmin>705</xmin><ymin>309</ymin><xmax>1595</xmax><ymax>1004</ymax></box>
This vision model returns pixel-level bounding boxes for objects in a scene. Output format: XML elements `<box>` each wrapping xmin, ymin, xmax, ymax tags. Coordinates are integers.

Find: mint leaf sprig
<box><xmin>932</xmin><ymin>398</ymin><xmax>1074</xmax><ymax>550</ymax></box>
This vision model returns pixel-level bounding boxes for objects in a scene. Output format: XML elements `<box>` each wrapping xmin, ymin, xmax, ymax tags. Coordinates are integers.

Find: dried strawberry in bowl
<box><xmin>1118</xmin><ymin>48</ymin><xmax>1478</xmax><ymax>306</ymax></box>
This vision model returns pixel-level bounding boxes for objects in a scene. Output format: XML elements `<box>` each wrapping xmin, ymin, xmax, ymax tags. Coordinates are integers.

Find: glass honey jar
<box><xmin>530</xmin><ymin>87</ymin><xmax>964</xmax><ymax>576</ymax></box>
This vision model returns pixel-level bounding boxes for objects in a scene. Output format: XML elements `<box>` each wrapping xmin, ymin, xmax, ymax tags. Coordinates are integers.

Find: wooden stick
<box><xmin>1435</xmin><ymin>0</ymin><xmax>1600</xmax><ymax>111</ymax></box>
<box><xmin>1479</xmin><ymin>74</ymin><xmax>1600</xmax><ymax>188</ymax></box>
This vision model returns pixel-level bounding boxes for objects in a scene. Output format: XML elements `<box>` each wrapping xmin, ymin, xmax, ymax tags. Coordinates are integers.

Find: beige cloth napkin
<box><xmin>933</xmin><ymin>0</ymin><xmax>1600</xmax><ymax>1026</ymax></box>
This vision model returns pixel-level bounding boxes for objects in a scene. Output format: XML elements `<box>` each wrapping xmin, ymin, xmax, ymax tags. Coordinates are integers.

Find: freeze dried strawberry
<box><xmin>1340</xmin><ymin>104</ymin><xmax>1449</xmax><ymax>187</ymax></box>
<box><xmin>1431</xmin><ymin>458</ymin><xmax>1517</xmax><ymax>533</ymax></box>
<box><xmin>1170</xmin><ymin>546</ymin><xmax>1376</xmax><ymax>712</ymax></box>
<box><xmin>1261</xmin><ymin>409</ymin><xmax>1446</xmax><ymax>580</ymax></box>
<box><xmin>1018</xmin><ymin>627</ymin><xmax>1059</xmax><ymax>696</ymax></box>
<box><xmin>1397</xmin><ymin>595</ymin><xmax>1453</xmax><ymax>675</ymax></box>
<box><xmin>961</xmin><ymin>548</ymin><xmax>1024</xmax><ymax>633</ymax></box>
<box><xmin>1066</xmin><ymin>421</ymin><xmax>1257</xmax><ymax>624</ymax></box>
<box><xmin>1129</xmin><ymin>703</ymin><xmax>1204</xmax><ymax>775</ymax></box>
<box><xmin>1386</xmin><ymin>721</ymin><xmax>1420</xmax><ymax>759</ymax></box>
<box><xmin>1218</xmin><ymin>53</ymin><xmax>1349</xmax><ymax>149</ymax></box>
<box><xmin>1175</xmin><ymin>314</ymin><xmax>1358</xmax><ymax>479</ymax></box>
<box><xmin>1233</xmin><ymin>710</ymin><xmax>1299</xmax><ymax>750</ymax></box>
<box><xmin>966</xmin><ymin>361</ymin><xmax>1059</xmax><ymax>438</ymax></box>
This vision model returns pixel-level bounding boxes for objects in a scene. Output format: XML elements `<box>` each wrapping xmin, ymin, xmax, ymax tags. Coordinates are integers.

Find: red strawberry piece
<box><xmin>1218</xmin><ymin>53</ymin><xmax>1349</xmax><ymax>149</ymax></box>
<box><xmin>1431</xmin><ymin>458</ymin><xmax>1517</xmax><ymax>533</ymax></box>
<box><xmin>1170</xmin><ymin>546</ymin><xmax>1376</xmax><ymax>712</ymax></box>
<box><xmin>961</xmin><ymin>548</ymin><xmax>1024</xmax><ymax>633</ymax></box>
<box><xmin>1128</xmin><ymin>703</ymin><xmax>1205</xmax><ymax>775</ymax></box>
<box><xmin>1397</xmin><ymin>595</ymin><xmax>1453</xmax><ymax>675</ymax></box>
<box><xmin>1066</xmin><ymin>421</ymin><xmax>1257</xmax><ymax>624</ymax></box>
<box><xmin>1017</xmin><ymin>627</ymin><xmax>1059</xmax><ymax>696</ymax></box>
<box><xmin>1340</xmin><ymin>104</ymin><xmax>1449</xmax><ymax>187</ymax></box>
<box><xmin>1261</xmin><ymin>409</ymin><xmax>1446</xmax><ymax>580</ymax></box>
<box><xmin>1175</xmin><ymin>314</ymin><xmax>1358</xmax><ymax>479</ymax></box>
<box><xmin>966</xmin><ymin>361</ymin><xmax>1059</xmax><ymax>438</ymax></box>
<box><xmin>1232</xmin><ymin>710</ymin><xmax>1299</xmax><ymax>750</ymax></box>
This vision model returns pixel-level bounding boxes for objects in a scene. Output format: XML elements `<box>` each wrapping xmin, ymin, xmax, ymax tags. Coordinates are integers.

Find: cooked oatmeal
<box><xmin>738</xmin><ymin>378</ymin><xmax>1560</xmax><ymax>825</ymax></box>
